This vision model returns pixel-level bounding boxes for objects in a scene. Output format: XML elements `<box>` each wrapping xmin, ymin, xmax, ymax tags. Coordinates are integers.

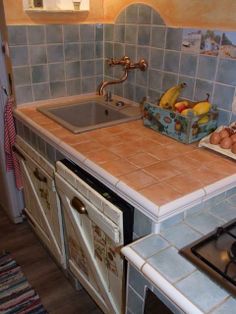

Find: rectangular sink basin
<box><xmin>37</xmin><ymin>98</ymin><xmax>141</xmax><ymax>133</ymax></box>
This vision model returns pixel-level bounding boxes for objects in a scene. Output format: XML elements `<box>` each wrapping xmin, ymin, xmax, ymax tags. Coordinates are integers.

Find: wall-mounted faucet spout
<box><xmin>98</xmin><ymin>56</ymin><xmax>148</xmax><ymax>96</ymax></box>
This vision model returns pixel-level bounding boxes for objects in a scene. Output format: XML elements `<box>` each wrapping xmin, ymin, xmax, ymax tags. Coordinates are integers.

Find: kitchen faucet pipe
<box><xmin>98</xmin><ymin>56</ymin><xmax>148</xmax><ymax>95</ymax></box>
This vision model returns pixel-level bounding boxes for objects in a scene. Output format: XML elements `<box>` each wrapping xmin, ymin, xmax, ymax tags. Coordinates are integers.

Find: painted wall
<box><xmin>3</xmin><ymin>0</ymin><xmax>236</xmax><ymax>29</ymax></box>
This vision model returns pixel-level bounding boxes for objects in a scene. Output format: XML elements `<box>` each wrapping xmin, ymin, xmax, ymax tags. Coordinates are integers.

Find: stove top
<box><xmin>180</xmin><ymin>219</ymin><xmax>236</xmax><ymax>295</ymax></box>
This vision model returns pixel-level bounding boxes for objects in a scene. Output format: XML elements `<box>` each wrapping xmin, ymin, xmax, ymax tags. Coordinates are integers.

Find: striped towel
<box><xmin>4</xmin><ymin>97</ymin><xmax>23</xmax><ymax>190</ymax></box>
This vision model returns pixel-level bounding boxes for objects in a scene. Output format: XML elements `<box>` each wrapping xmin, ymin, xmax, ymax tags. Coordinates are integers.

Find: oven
<box><xmin>180</xmin><ymin>219</ymin><xmax>236</xmax><ymax>296</ymax></box>
<box><xmin>55</xmin><ymin>159</ymin><xmax>134</xmax><ymax>314</ymax></box>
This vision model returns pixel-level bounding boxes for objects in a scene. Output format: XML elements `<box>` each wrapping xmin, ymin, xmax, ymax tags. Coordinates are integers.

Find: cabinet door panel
<box><xmin>56</xmin><ymin>173</ymin><xmax>124</xmax><ymax>314</ymax></box>
<box><xmin>16</xmin><ymin>145</ymin><xmax>65</xmax><ymax>267</ymax></box>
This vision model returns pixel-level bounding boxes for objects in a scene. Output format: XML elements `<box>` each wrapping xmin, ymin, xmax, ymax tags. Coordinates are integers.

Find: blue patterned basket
<box><xmin>143</xmin><ymin>102</ymin><xmax>218</xmax><ymax>144</ymax></box>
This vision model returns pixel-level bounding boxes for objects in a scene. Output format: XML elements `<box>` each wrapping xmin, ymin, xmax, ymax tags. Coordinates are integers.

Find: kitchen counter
<box><xmin>14</xmin><ymin>94</ymin><xmax>236</xmax><ymax>222</ymax></box>
<box><xmin>122</xmin><ymin>195</ymin><xmax>236</xmax><ymax>314</ymax></box>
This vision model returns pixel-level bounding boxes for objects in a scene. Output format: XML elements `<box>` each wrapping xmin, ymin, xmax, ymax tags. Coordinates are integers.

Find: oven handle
<box><xmin>71</xmin><ymin>197</ymin><xmax>87</xmax><ymax>215</ymax></box>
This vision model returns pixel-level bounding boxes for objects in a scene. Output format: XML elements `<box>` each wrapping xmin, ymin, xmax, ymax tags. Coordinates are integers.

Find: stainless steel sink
<box><xmin>37</xmin><ymin>97</ymin><xmax>141</xmax><ymax>133</ymax></box>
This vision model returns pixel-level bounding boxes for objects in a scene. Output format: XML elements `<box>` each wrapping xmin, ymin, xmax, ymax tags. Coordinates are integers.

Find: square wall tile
<box><xmin>164</xmin><ymin>50</ymin><xmax>180</xmax><ymax>73</ymax></box>
<box><xmin>65</xmin><ymin>61</ymin><xmax>80</xmax><ymax>79</ymax></box>
<box><xmin>125</xmin><ymin>25</ymin><xmax>137</xmax><ymax>44</ymax></box>
<box><xmin>63</xmin><ymin>25</ymin><xmax>79</xmax><ymax>42</ymax></box>
<box><xmin>49</xmin><ymin>63</ymin><xmax>65</xmax><ymax>81</ymax></box>
<box><xmin>127</xmin><ymin>286</ymin><xmax>143</xmax><ymax>314</ymax></box>
<box><xmin>30</xmin><ymin>45</ymin><xmax>47</xmax><ymax>65</ymax></box>
<box><xmin>149</xmin><ymin>69</ymin><xmax>162</xmax><ymax>90</ymax></box>
<box><xmin>81</xmin><ymin>60</ymin><xmax>95</xmax><ymax>77</ymax></box>
<box><xmin>46</xmin><ymin>25</ymin><xmax>63</xmax><ymax>43</ymax></box>
<box><xmin>33</xmin><ymin>83</ymin><xmax>50</xmax><ymax>101</ymax></box>
<box><xmin>138</xmin><ymin>26</ymin><xmax>151</xmax><ymax>46</ymax></box>
<box><xmin>15</xmin><ymin>85</ymin><xmax>33</xmax><ymax>104</ymax></box>
<box><xmin>133</xmin><ymin>208</ymin><xmax>152</xmax><ymax>237</ymax></box>
<box><xmin>180</xmin><ymin>53</ymin><xmax>197</xmax><ymax>77</ymax></box>
<box><xmin>31</xmin><ymin>65</ymin><xmax>49</xmax><ymax>83</ymax></box>
<box><xmin>80</xmin><ymin>24</ymin><xmax>95</xmax><ymax>42</ymax></box>
<box><xmin>197</xmin><ymin>55</ymin><xmax>217</xmax><ymax>80</ymax></box>
<box><xmin>178</xmin><ymin>75</ymin><xmax>195</xmax><ymax>99</ymax></box>
<box><xmin>66</xmin><ymin>78</ymin><xmax>81</xmax><ymax>96</ymax></box>
<box><xmin>150</xmin><ymin>48</ymin><xmax>164</xmax><ymax>70</ymax></box>
<box><xmin>213</xmin><ymin>83</ymin><xmax>235</xmax><ymax>111</ymax></box>
<box><xmin>216</xmin><ymin>58</ymin><xmax>236</xmax><ymax>85</ymax></box>
<box><xmin>28</xmin><ymin>26</ymin><xmax>45</xmax><ymax>45</ymax></box>
<box><xmin>47</xmin><ymin>44</ymin><xmax>64</xmax><ymax>63</ymax></box>
<box><xmin>114</xmin><ymin>25</ymin><xmax>125</xmax><ymax>43</ymax></box>
<box><xmin>64</xmin><ymin>43</ymin><xmax>80</xmax><ymax>61</ymax></box>
<box><xmin>95</xmin><ymin>42</ymin><xmax>103</xmax><ymax>58</ymax></box>
<box><xmin>116</xmin><ymin>10</ymin><xmax>125</xmax><ymax>24</ymax></box>
<box><xmin>81</xmin><ymin>76</ymin><xmax>96</xmax><ymax>93</ymax></box>
<box><xmin>104</xmin><ymin>24</ymin><xmax>114</xmax><ymax>42</ymax></box>
<box><xmin>151</xmin><ymin>26</ymin><xmax>166</xmax><ymax>48</ymax></box>
<box><xmin>10</xmin><ymin>46</ymin><xmax>29</xmax><ymax>66</ymax></box>
<box><xmin>81</xmin><ymin>42</ymin><xmax>95</xmax><ymax>60</ymax></box>
<box><xmin>50</xmin><ymin>81</ymin><xmax>66</xmax><ymax>98</ymax></box>
<box><xmin>129</xmin><ymin>265</ymin><xmax>151</xmax><ymax>297</ymax></box>
<box><xmin>8</xmin><ymin>26</ymin><xmax>27</xmax><ymax>45</ymax></box>
<box><xmin>165</xmin><ymin>28</ymin><xmax>183</xmax><ymax>51</ymax></box>
<box><xmin>13</xmin><ymin>67</ymin><xmax>31</xmax><ymax>86</ymax></box>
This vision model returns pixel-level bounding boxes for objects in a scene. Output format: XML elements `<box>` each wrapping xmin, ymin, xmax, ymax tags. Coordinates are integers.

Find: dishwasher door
<box><xmin>55</xmin><ymin>162</ymin><xmax>124</xmax><ymax>314</ymax></box>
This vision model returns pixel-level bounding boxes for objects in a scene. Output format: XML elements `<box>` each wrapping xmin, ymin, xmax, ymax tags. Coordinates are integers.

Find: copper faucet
<box><xmin>98</xmin><ymin>56</ymin><xmax>148</xmax><ymax>95</ymax></box>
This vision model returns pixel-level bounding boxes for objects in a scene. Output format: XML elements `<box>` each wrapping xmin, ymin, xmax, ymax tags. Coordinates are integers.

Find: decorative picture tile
<box><xmin>220</xmin><ymin>31</ymin><xmax>236</xmax><ymax>59</ymax></box>
<box><xmin>200</xmin><ymin>30</ymin><xmax>222</xmax><ymax>56</ymax></box>
<box><xmin>182</xmin><ymin>29</ymin><xmax>201</xmax><ymax>54</ymax></box>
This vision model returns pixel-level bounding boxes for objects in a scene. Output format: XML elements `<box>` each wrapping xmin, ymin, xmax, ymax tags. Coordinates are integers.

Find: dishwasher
<box><xmin>55</xmin><ymin>159</ymin><xmax>134</xmax><ymax>314</ymax></box>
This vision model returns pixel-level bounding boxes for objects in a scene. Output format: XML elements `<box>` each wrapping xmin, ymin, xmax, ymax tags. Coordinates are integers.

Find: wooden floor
<box><xmin>0</xmin><ymin>208</ymin><xmax>103</xmax><ymax>314</ymax></box>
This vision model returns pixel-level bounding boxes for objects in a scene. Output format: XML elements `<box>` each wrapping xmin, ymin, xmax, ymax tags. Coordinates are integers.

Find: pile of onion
<box><xmin>209</xmin><ymin>125</ymin><xmax>236</xmax><ymax>154</ymax></box>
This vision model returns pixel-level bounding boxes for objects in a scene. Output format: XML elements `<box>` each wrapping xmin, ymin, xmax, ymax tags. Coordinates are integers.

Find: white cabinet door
<box><xmin>55</xmin><ymin>172</ymin><xmax>124</xmax><ymax>314</ymax></box>
<box><xmin>14</xmin><ymin>143</ymin><xmax>65</xmax><ymax>268</ymax></box>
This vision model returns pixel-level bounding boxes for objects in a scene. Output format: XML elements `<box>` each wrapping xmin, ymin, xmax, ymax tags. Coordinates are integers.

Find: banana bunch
<box><xmin>159</xmin><ymin>83</ymin><xmax>186</xmax><ymax>110</ymax></box>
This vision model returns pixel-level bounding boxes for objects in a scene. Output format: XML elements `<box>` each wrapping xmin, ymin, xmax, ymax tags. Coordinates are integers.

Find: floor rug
<box><xmin>0</xmin><ymin>252</ymin><xmax>47</xmax><ymax>314</ymax></box>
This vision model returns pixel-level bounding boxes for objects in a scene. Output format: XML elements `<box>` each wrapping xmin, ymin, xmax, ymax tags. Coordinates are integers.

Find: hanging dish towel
<box><xmin>4</xmin><ymin>96</ymin><xmax>23</xmax><ymax>190</ymax></box>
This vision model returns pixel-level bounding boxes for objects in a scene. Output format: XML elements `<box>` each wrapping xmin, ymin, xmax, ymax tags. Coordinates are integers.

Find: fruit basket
<box><xmin>142</xmin><ymin>102</ymin><xmax>218</xmax><ymax>144</ymax></box>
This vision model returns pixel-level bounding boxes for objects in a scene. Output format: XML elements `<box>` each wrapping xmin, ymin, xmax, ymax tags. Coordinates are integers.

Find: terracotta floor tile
<box><xmin>73</xmin><ymin>141</ymin><xmax>104</xmax><ymax>154</ymax></box>
<box><xmin>144</xmin><ymin>161</ymin><xmax>180</xmax><ymax>181</ymax></box>
<box><xmin>128</xmin><ymin>152</ymin><xmax>160</xmax><ymax>168</ymax></box>
<box><xmin>83</xmin><ymin>149</ymin><xmax>120</xmax><ymax>164</ymax></box>
<box><xmin>118</xmin><ymin>130</ymin><xmax>144</xmax><ymax>142</ymax></box>
<box><xmin>102</xmin><ymin>124</ymin><xmax>126</xmax><ymax>135</ymax></box>
<box><xmin>101</xmin><ymin>159</ymin><xmax>138</xmax><ymax>177</ymax></box>
<box><xmin>163</xmin><ymin>174</ymin><xmax>203</xmax><ymax>194</ymax></box>
<box><xmin>53</xmin><ymin>128</ymin><xmax>73</xmax><ymax>139</ymax></box>
<box><xmin>62</xmin><ymin>133</ymin><xmax>91</xmax><ymax>145</ymax></box>
<box><xmin>109</xmin><ymin>142</ymin><xmax>143</xmax><ymax>157</ymax></box>
<box><xmin>119</xmin><ymin>170</ymin><xmax>158</xmax><ymax>191</ymax></box>
<box><xmin>140</xmin><ymin>182</ymin><xmax>182</xmax><ymax>206</ymax></box>
<box><xmin>147</xmin><ymin>132</ymin><xmax>177</xmax><ymax>145</ymax></box>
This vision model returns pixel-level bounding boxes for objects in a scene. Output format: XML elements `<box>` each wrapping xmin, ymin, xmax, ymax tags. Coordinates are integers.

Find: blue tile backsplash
<box><xmin>7</xmin><ymin>3</ymin><xmax>236</xmax><ymax>124</ymax></box>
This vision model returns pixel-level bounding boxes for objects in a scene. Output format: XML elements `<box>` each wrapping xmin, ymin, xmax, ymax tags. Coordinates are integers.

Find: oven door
<box><xmin>55</xmin><ymin>170</ymin><xmax>124</xmax><ymax>314</ymax></box>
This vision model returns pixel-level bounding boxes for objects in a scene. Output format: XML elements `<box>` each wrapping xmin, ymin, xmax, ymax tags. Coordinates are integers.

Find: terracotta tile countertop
<box><xmin>14</xmin><ymin>98</ymin><xmax>236</xmax><ymax>221</ymax></box>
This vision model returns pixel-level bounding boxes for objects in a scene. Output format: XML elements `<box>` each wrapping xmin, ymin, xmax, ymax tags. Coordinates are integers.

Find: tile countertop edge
<box><xmin>14</xmin><ymin>108</ymin><xmax>236</xmax><ymax>222</ymax></box>
<box><xmin>121</xmin><ymin>246</ymin><xmax>203</xmax><ymax>314</ymax></box>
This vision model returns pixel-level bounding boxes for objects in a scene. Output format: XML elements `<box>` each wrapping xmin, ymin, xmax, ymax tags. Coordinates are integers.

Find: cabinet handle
<box><xmin>33</xmin><ymin>168</ymin><xmax>47</xmax><ymax>183</ymax></box>
<box><xmin>71</xmin><ymin>197</ymin><xmax>87</xmax><ymax>215</ymax></box>
<box><xmin>12</xmin><ymin>145</ymin><xmax>26</xmax><ymax>161</ymax></box>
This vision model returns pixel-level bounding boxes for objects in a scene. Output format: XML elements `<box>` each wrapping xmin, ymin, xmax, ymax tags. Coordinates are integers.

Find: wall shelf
<box><xmin>23</xmin><ymin>0</ymin><xmax>89</xmax><ymax>13</ymax></box>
